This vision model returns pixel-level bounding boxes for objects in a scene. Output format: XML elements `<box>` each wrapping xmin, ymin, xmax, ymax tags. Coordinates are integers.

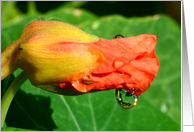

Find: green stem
<box><xmin>1</xmin><ymin>71</ymin><xmax>28</xmax><ymax>127</ymax></box>
<box><xmin>27</xmin><ymin>1</ymin><xmax>38</xmax><ymax>14</ymax></box>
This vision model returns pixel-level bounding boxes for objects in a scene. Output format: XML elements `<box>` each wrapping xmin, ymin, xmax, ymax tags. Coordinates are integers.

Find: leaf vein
<box><xmin>59</xmin><ymin>95</ymin><xmax>81</xmax><ymax>131</ymax></box>
<box><xmin>100</xmin><ymin>103</ymin><xmax>117</xmax><ymax>130</ymax></box>
<box><xmin>15</xmin><ymin>99</ymin><xmax>48</xmax><ymax>131</ymax></box>
<box><xmin>88</xmin><ymin>94</ymin><xmax>97</xmax><ymax>131</ymax></box>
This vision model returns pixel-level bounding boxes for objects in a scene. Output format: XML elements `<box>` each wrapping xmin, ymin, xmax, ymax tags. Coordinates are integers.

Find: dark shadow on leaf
<box><xmin>5</xmin><ymin>89</ymin><xmax>57</xmax><ymax>131</ymax></box>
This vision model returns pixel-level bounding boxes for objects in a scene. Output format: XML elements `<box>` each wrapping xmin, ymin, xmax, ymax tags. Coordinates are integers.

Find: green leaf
<box><xmin>1</xmin><ymin>8</ymin><xmax>181</xmax><ymax>131</ymax></box>
<box><xmin>43</xmin><ymin>8</ymin><xmax>98</xmax><ymax>25</ymax></box>
<box><xmin>79</xmin><ymin>14</ymin><xmax>181</xmax><ymax>128</ymax></box>
<box><xmin>1</xmin><ymin>1</ymin><xmax>23</xmax><ymax>24</ymax></box>
<box><xmin>1</xmin><ymin>126</ymin><xmax>35</xmax><ymax>131</ymax></box>
<box><xmin>60</xmin><ymin>1</ymin><xmax>89</xmax><ymax>8</ymax></box>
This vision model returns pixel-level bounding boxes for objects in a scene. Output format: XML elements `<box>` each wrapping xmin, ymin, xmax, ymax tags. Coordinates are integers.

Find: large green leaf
<box><xmin>1</xmin><ymin>1</ymin><xmax>23</xmax><ymax>24</ymax></box>
<box><xmin>44</xmin><ymin>8</ymin><xmax>98</xmax><ymax>25</ymax></box>
<box><xmin>1</xmin><ymin>126</ymin><xmax>34</xmax><ymax>131</ymax></box>
<box><xmin>1</xmin><ymin>8</ymin><xmax>181</xmax><ymax>131</ymax></box>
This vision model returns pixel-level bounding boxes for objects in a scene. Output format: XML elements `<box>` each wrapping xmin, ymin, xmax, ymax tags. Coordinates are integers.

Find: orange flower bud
<box><xmin>59</xmin><ymin>34</ymin><xmax>159</xmax><ymax>95</ymax></box>
<box><xmin>1</xmin><ymin>20</ymin><xmax>159</xmax><ymax>96</ymax></box>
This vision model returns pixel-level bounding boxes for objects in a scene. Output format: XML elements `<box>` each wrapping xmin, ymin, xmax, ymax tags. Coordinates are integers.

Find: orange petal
<box><xmin>86</xmin><ymin>34</ymin><xmax>159</xmax><ymax>95</ymax></box>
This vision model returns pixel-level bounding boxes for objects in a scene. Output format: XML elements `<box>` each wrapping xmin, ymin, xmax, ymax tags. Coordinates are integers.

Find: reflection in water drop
<box><xmin>83</xmin><ymin>75</ymin><xmax>94</xmax><ymax>84</ymax></box>
<box><xmin>115</xmin><ymin>88</ymin><xmax>139</xmax><ymax>109</ymax></box>
<box><xmin>83</xmin><ymin>81</ymin><xmax>92</xmax><ymax>84</ymax></box>
<box><xmin>71</xmin><ymin>74</ymin><xmax>95</xmax><ymax>92</ymax></box>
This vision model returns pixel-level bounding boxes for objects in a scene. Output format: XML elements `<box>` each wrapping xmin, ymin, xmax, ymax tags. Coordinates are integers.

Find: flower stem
<box><xmin>1</xmin><ymin>71</ymin><xmax>28</xmax><ymax>127</ymax></box>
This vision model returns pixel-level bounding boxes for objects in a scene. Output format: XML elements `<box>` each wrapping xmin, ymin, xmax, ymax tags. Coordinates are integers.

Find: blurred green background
<box><xmin>1</xmin><ymin>1</ymin><xmax>181</xmax><ymax>131</ymax></box>
<box><xmin>1</xmin><ymin>1</ymin><xmax>181</xmax><ymax>25</ymax></box>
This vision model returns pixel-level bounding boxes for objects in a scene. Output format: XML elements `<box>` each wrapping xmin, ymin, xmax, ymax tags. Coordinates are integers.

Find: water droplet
<box><xmin>71</xmin><ymin>73</ymin><xmax>95</xmax><ymax>92</ymax></box>
<box><xmin>113</xmin><ymin>34</ymin><xmax>125</xmax><ymax>39</ymax></box>
<box><xmin>153</xmin><ymin>15</ymin><xmax>160</xmax><ymax>20</ymax></box>
<box><xmin>73</xmin><ymin>9</ymin><xmax>82</xmax><ymax>16</ymax></box>
<box><xmin>83</xmin><ymin>75</ymin><xmax>94</xmax><ymax>84</ymax></box>
<box><xmin>160</xmin><ymin>102</ymin><xmax>169</xmax><ymax>113</ymax></box>
<box><xmin>72</xmin><ymin>80</ymin><xmax>79</xmax><ymax>87</ymax></box>
<box><xmin>115</xmin><ymin>88</ymin><xmax>139</xmax><ymax>109</ymax></box>
<box><xmin>92</xmin><ymin>21</ymin><xmax>100</xmax><ymax>30</ymax></box>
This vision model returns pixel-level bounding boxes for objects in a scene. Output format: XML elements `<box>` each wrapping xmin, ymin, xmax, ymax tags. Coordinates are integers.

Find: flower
<box><xmin>1</xmin><ymin>20</ymin><xmax>159</xmax><ymax>96</ymax></box>
<box><xmin>60</xmin><ymin>34</ymin><xmax>159</xmax><ymax>95</ymax></box>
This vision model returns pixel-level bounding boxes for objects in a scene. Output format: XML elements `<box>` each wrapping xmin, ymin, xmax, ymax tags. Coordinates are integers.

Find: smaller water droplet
<box><xmin>72</xmin><ymin>80</ymin><xmax>79</xmax><ymax>87</ymax></box>
<box><xmin>160</xmin><ymin>102</ymin><xmax>169</xmax><ymax>113</ymax></box>
<box><xmin>92</xmin><ymin>21</ymin><xmax>100</xmax><ymax>30</ymax></box>
<box><xmin>73</xmin><ymin>9</ymin><xmax>82</xmax><ymax>16</ymax></box>
<box><xmin>153</xmin><ymin>15</ymin><xmax>160</xmax><ymax>20</ymax></box>
<box><xmin>113</xmin><ymin>34</ymin><xmax>125</xmax><ymax>39</ymax></box>
<box><xmin>71</xmin><ymin>73</ymin><xmax>95</xmax><ymax>92</ymax></box>
<box><xmin>115</xmin><ymin>88</ymin><xmax>139</xmax><ymax>109</ymax></box>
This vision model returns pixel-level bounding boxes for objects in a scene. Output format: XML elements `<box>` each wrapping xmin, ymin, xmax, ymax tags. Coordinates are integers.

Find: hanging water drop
<box><xmin>71</xmin><ymin>73</ymin><xmax>95</xmax><ymax>92</ymax></box>
<box><xmin>115</xmin><ymin>88</ymin><xmax>139</xmax><ymax>109</ymax></box>
<box><xmin>83</xmin><ymin>75</ymin><xmax>94</xmax><ymax>84</ymax></box>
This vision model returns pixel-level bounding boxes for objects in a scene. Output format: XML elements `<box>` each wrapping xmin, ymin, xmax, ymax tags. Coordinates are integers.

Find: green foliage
<box><xmin>1</xmin><ymin>1</ymin><xmax>181</xmax><ymax>131</ymax></box>
<box><xmin>1</xmin><ymin>126</ymin><xmax>35</xmax><ymax>131</ymax></box>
